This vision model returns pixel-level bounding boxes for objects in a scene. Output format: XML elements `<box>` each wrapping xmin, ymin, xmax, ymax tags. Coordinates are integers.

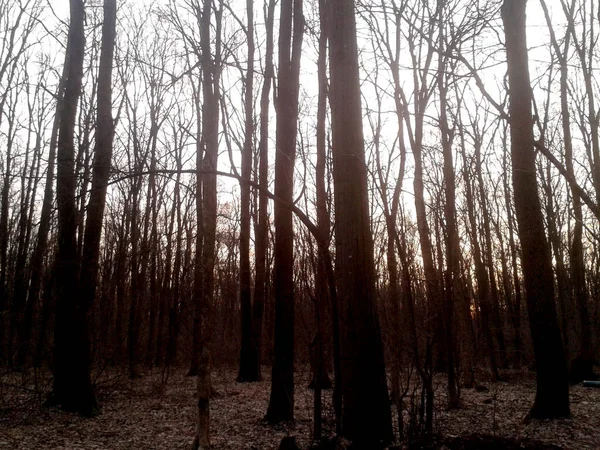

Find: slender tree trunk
<box><xmin>475</xmin><ymin>141</ymin><xmax>508</xmax><ymax>370</ymax></box>
<box><xmin>128</xmin><ymin>177</ymin><xmax>142</xmax><ymax>379</ymax></box>
<box><xmin>540</xmin><ymin>0</ymin><xmax>594</xmax><ymax>380</ymax></box>
<box><xmin>437</xmin><ymin>27</ymin><xmax>460</xmax><ymax>406</ymax></box>
<box><xmin>77</xmin><ymin>0</ymin><xmax>117</xmax><ymax>396</ymax></box>
<box><xmin>265</xmin><ymin>0</ymin><xmax>303</xmax><ymax>424</ymax></box>
<box><xmin>250</xmin><ymin>0</ymin><xmax>275</xmax><ymax>384</ymax></box>
<box><xmin>459</xmin><ymin>134</ymin><xmax>500</xmax><ymax>380</ymax></box>
<box><xmin>237</xmin><ymin>0</ymin><xmax>257</xmax><ymax>383</ymax></box>
<box><xmin>540</xmin><ymin>162</ymin><xmax>572</xmax><ymax>365</ymax></box>
<box><xmin>192</xmin><ymin>0</ymin><xmax>221</xmax><ymax>447</ymax></box>
<box><xmin>166</xmin><ymin>167</ymin><xmax>184</xmax><ymax>367</ymax></box>
<box><xmin>0</xmin><ymin>106</ymin><xmax>12</xmax><ymax>363</ymax></box>
<box><xmin>188</xmin><ymin>79</ymin><xmax>204</xmax><ymax>376</ymax></box>
<box><xmin>311</xmin><ymin>0</ymin><xmax>332</xmax><ymax>439</ymax></box>
<box><xmin>24</xmin><ymin>72</ymin><xmax>63</xmax><ymax>369</ymax></box>
<box><xmin>157</xmin><ymin>195</ymin><xmax>176</xmax><ymax>367</ymax></box>
<box><xmin>502</xmin><ymin>139</ymin><xmax>523</xmax><ymax>368</ymax></box>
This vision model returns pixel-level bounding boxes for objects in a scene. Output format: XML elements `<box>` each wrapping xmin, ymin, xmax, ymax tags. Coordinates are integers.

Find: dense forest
<box><xmin>1</xmin><ymin>0</ymin><xmax>600</xmax><ymax>448</ymax></box>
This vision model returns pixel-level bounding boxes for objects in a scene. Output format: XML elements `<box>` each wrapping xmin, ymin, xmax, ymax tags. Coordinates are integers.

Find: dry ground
<box><xmin>0</xmin><ymin>367</ymin><xmax>599</xmax><ymax>449</ymax></box>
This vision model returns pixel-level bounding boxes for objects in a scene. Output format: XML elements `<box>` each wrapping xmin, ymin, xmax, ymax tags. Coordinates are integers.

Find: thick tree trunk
<box><xmin>501</xmin><ymin>0</ymin><xmax>570</xmax><ymax>419</ymax></box>
<box><xmin>48</xmin><ymin>0</ymin><xmax>98</xmax><ymax>416</ymax></box>
<box><xmin>328</xmin><ymin>0</ymin><xmax>393</xmax><ymax>445</ymax></box>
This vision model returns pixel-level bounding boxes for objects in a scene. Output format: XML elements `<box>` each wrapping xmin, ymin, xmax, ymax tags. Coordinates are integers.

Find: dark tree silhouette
<box><xmin>328</xmin><ymin>0</ymin><xmax>393</xmax><ymax>445</ymax></box>
<box><xmin>265</xmin><ymin>0</ymin><xmax>303</xmax><ymax>424</ymax></box>
<box><xmin>501</xmin><ymin>0</ymin><xmax>570</xmax><ymax>419</ymax></box>
<box><xmin>237</xmin><ymin>0</ymin><xmax>257</xmax><ymax>383</ymax></box>
<box><xmin>47</xmin><ymin>0</ymin><xmax>98</xmax><ymax>417</ymax></box>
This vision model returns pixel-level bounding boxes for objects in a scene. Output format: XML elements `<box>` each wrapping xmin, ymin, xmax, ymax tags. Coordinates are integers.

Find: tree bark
<box><xmin>265</xmin><ymin>0</ymin><xmax>303</xmax><ymax>424</ymax></box>
<box><xmin>501</xmin><ymin>0</ymin><xmax>570</xmax><ymax>419</ymax></box>
<box><xmin>48</xmin><ymin>0</ymin><xmax>98</xmax><ymax>416</ymax></box>
<box><xmin>328</xmin><ymin>0</ymin><xmax>393</xmax><ymax>445</ymax></box>
<box><xmin>192</xmin><ymin>0</ymin><xmax>221</xmax><ymax>447</ymax></box>
<box><xmin>237</xmin><ymin>0</ymin><xmax>257</xmax><ymax>383</ymax></box>
<box><xmin>437</xmin><ymin>24</ymin><xmax>460</xmax><ymax>407</ymax></box>
<box><xmin>250</xmin><ymin>0</ymin><xmax>275</xmax><ymax>383</ymax></box>
<box><xmin>78</xmin><ymin>0</ymin><xmax>117</xmax><ymax>389</ymax></box>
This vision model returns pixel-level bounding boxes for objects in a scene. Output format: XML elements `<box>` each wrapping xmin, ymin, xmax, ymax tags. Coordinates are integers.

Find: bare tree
<box><xmin>237</xmin><ymin>0</ymin><xmax>257</xmax><ymax>383</ymax></box>
<box><xmin>328</xmin><ymin>0</ymin><xmax>393</xmax><ymax>445</ymax></box>
<box><xmin>540</xmin><ymin>0</ymin><xmax>594</xmax><ymax>382</ymax></box>
<box><xmin>47</xmin><ymin>0</ymin><xmax>98</xmax><ymax>416</ymax></box>
<box><xmin>265</xmin><ymin>0</ymin><xmax>304</xmax><ymax>424</ymax></box>
<box><xmin>77</xmin><ymin>0</ymin><xmax>117</xmax><ymax>395</ymax></box>
<box><xmin>501</xmin><ymin>0</ymin><xmax>570</xmax><ymax>419</ymax></box>
<box><xmin>192</xmin><ymin>0</ymin><xmax>222</xmax><ymax>446</ymax></box>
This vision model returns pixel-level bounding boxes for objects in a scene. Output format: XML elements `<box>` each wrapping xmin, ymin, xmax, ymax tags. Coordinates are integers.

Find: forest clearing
<box><xmin>1</xmin><ymin>369</ymin><xmax>599</xmax><ymax>449</ymax></box>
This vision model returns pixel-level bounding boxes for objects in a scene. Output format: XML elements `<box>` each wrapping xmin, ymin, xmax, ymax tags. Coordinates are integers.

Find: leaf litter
<box><xmin>0</xmin><ymin>368</ymin><xmax>598</xmax><ymax>449</ymax></box>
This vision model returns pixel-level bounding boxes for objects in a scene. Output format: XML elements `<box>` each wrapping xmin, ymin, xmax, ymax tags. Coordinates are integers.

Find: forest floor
<box><xmin>0</xmin><ymin>366</ymin><xmax>599</xmax><ymax>449</ymax></box>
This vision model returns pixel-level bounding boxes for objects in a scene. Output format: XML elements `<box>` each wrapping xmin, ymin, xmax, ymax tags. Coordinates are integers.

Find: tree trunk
<box><xmin>250</xmin><ymin>0</ymin><xmax>275</xmax><ymax>384</ymax></box>
<box><xmin>476</xmin><ymin>152</ymin><xmax>508</xmax><ymax>370</ymax></box>
<box><xmin>77</xmin><ymin>0</ymin><xmax>117</xmax><ymax>391</ymax></box>
<box><xmin>237</xmin><ymin>0</ymin><xmax>257</xmax><ymax>383</ymax></box>
<box><xmin>437</xmin><ymin>29</ymin><xmax>460</xmax><ymax>407</ymax></box>
<box><xmin>328</xmin><ymin>0</ymin><xmax>393</xmax><ymax>445</ymax></box>
<box><xmin>48</xmin><ymin>0</ymin><xmax>98</xmax><ymax>416</ymax></box>
<box><xmin>501</xmin><ymin>0</ymin><xmax>570</xmax><ymax>419</ymax></box>
<box><xmin>311</xmin><ymin>0</ymin><xmax>332</xmax><ymax>440</ymax></box>
<box><xmin>265</xmin><ymin>0</ymin><xmax>303</xmax><ymax>424</ymax></box>
<box><xmin>502</xmin><ymin>138</ymin><xmax>523</xmax><ymax>368</ymax></box>
<box><xmin>192</xmin><ymin>0</ymin><xmax>221</xmax><ymax>447</ymax></box>
<box><xmin>459</xmin><ymin>127</ymin><xmax>500</xmax><ymax>380</ymax></box>
<box><xmin>540</xmin><ymin>0</ymin><xmax>594</xmax><ymax>381</ymax></box>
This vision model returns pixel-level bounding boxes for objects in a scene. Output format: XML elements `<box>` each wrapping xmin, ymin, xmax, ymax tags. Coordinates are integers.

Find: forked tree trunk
<box><xmin>48</xmin><ymin>0</ymin><xmax>98</xmax><ymax>417</ymax></box>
